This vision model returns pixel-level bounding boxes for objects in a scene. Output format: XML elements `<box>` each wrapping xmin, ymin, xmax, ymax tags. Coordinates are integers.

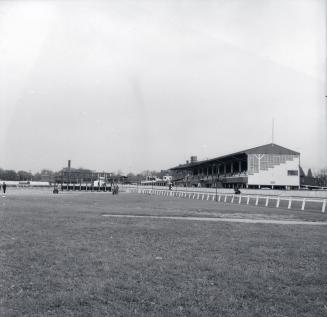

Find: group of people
<box><xmin>0</xmin><ymin>182</ymin><xmax>7</xmax><ymax>194</ymax></box>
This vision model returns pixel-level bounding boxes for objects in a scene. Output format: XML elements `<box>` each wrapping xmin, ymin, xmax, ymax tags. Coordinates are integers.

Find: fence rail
<box><xmin>123</xmin><ymin>184</ymin><xmax>327</xmax><ymax>198</ymax></box>
<box><xmin>122</xmin><ymin>185</ymin><xmax>326</xmax><ymax>213</ymax></box>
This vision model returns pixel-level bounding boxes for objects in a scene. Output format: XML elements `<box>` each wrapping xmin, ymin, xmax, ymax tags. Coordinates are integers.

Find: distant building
<box><xmin>140</xmin><ymin>175</ymin><xmax>172</xmax><ymax>186</ymax></box>
<box><xmin>170</xmin><ymin>143</ymin><xmax>300</xmax><ymax>189</ymax></box>
<box><xmin>56</xmin><ymin>170</ymin><xmax>113</xmax><ymax>185</ymax></box>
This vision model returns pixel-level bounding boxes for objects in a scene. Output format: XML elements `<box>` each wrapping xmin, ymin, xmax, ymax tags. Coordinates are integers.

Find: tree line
<box><xmin>0</xmin><ymin>168</ymin><xmax>170</xmax><ymax>182</ymax></box>
<box><xmin>0</xmin><ymin>168</ymin><xmax>56</xmax><ymax>181</ymax></box>
<box><xmin>314</xmin><ymin>168</ymin><xmax>327</xmax><ymax>187</ymax></box>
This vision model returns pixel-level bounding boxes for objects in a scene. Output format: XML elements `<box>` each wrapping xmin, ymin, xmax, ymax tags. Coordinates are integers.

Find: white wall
<box><xmin>248</xmin><ymin>156</ymin><xmax>300</xmax><ymax>187</ymax></box>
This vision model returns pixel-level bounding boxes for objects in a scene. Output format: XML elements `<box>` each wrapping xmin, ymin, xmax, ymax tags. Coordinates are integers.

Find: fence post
<box><xmin>265</xmin><ymin>197</ymin><xmax>269</xmax><ymax>207</ymax></box>
<box><xmin>301</xmin><ymin>198</ymin><xmax>306</xmax><ymax>211</ymax></box>
<box><xmin>322</xmin><ymin>200</ymin><xmax>326</xmax><ymax>213</ymax></box>
<box><xmin>239</xmin><ymin>195</ymin><xmax>242</xmax><ymax>204</ymax></box>
<box><xmin>276</xmin><ymin>197</ymin><xmax>280</xmax><ymax>208</ymax></box>
<box><xmin>224</xmin><ymin>195</ymin><xmax>227</xmax><ymax>203</ymax></box>
<box><xmin>255</xmin><ymin>196</ymin><xmax>259</xmax><ymax>206</ymax></box>
<box><xmin>207</xmin><ymin>194</ymin><xmax>210</xmax><ymax>200</ymax></box>
<box><xmin>218</xmin><ymin>195</ymin><xmax>221</xmax><ymax>202</ymax></box>
<box><xmin>288</xmin><ymin>199</ymin><xmax>292</xmax><ymax>209</ymax></box>
<box><xmin>231</xmin><ymin>195</ymin><xmax>235</xmax><ymax>203</ymax></box>
<box><xmin>246</xmin><ymin>196</ymin><xmax>250</xmax><ymax>205</ymax></box>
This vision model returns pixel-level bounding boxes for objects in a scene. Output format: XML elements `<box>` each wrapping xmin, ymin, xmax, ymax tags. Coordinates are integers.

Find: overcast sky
<box><xmin>0</xmin><ymin>0</ymin><xmax>326</xmax><ymax>174</ymax></box>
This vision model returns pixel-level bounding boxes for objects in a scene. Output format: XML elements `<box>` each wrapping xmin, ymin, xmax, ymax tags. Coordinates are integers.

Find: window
<box><xmin>288</xmin><ymin>170</ymin><xmax>298</xmax><ymax>176</ymax></box>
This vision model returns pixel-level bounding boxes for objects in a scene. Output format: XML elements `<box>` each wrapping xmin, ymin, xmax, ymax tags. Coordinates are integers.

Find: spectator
<box><xmin>2</xmin><ymin>182</ymin><xmax>7</xmax><ymax>194</ymax></box>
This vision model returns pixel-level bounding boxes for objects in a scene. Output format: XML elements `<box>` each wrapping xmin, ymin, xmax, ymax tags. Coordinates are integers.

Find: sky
<box><xmin>0</xmin><ymin>0</ymin><xmax>326</xmax><ymax>174</ymax></box>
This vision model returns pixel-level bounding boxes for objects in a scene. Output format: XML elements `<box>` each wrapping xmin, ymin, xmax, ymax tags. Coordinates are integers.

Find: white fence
<box><xmin>122</xmin><ymin>185</ymin><xmax>326</xmax><ymax>213</ymax></box>
<box><xmin>126</xmin><ymin>185</ymin><xmax>327</xmax><ymax>198</ymax></box>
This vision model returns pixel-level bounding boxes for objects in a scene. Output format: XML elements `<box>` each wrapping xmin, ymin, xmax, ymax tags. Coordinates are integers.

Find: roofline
<box><xmin>170</xmin><ymin>143</ymin><xmax>300</xmax><ymax>170</ymax></box>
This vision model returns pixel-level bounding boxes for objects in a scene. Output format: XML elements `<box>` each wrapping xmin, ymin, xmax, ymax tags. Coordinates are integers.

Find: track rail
<box><xmin>122</xmin><ymin>186</ymin><xmax>326</xmax><ymax>213</ymax></box>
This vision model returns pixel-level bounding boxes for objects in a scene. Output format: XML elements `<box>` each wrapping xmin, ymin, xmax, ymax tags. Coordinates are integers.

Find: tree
<box><xmin>314</xmin><ymin>168</ymin><xmax>327</xmax><ymax>187</ymax></box>
<box><xmin>32</xmin><ymin>172</ymin><xmax>42</xmax><ymax>181</ymax></box>
<box><xmin>115</xmin><ymin>169</ymin><xmax>123</xmax><ymax>176</ymax></box>
<box><xmin>17</xmin><ymin>170</ymin><xmax>32</xmax><ymax>181</ymax></box>
<box><xmin>307</xmin><ymin>168</ymin><xmax>313</xmax><ymax>178</ymax></box>
<box><xmin>1</xmin><ymin>170</ymin><xmax>18</xmax><ymax>181</ymax></box>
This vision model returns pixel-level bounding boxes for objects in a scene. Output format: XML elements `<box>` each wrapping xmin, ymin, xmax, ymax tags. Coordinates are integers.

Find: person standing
<box><xmin>3</xmin><ymin>182</ymin><xmax>7</xmax><ymax>194</ymax></box>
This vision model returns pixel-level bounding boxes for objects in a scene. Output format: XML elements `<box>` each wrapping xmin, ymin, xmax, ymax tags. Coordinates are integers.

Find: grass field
<box><xmin>1</xmin><ymin>190</ymin><xmax>327</xmax><ymax>316</ymax></box>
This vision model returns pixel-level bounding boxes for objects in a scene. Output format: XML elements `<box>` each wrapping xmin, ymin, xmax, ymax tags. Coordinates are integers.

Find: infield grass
<box><xmin>1</xmin><ymin>190</ymin><xmax>326</xmax><ymax>316</ymax></box>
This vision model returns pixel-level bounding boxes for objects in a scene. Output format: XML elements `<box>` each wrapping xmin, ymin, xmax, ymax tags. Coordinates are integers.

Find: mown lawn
<box><xmin>1</xmin><ymin>191</ymin><xmax>326</xmax><ymax>316</ymax></box>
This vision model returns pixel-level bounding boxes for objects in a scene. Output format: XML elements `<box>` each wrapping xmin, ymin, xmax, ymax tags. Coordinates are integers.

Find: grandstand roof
<box><xmin>170</xmin><ymin>143</ymin><xmax>300</xmax><ymax>170</ymax></box>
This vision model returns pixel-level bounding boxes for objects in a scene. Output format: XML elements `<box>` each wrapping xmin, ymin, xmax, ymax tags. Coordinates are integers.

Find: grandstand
<box><xmin>170</xmin><ymin>143</ymin><xmax>300</xmax><ymax>189</ymax></box>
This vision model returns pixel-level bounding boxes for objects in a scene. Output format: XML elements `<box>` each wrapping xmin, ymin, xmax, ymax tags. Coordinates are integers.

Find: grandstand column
<box><xmin>224</xmin><ymin>163</ymin><xmax>226</xmax><ymax>175</ymax></box>
<box><xmin>231</xmin><ymin>162</ymin><xmax>233</xmax><ymax>174</ymax></box>
<box><xmin>238</xmin><ymin>160</ymin><xmax>241</xmax><ymax>173</ymax></box>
